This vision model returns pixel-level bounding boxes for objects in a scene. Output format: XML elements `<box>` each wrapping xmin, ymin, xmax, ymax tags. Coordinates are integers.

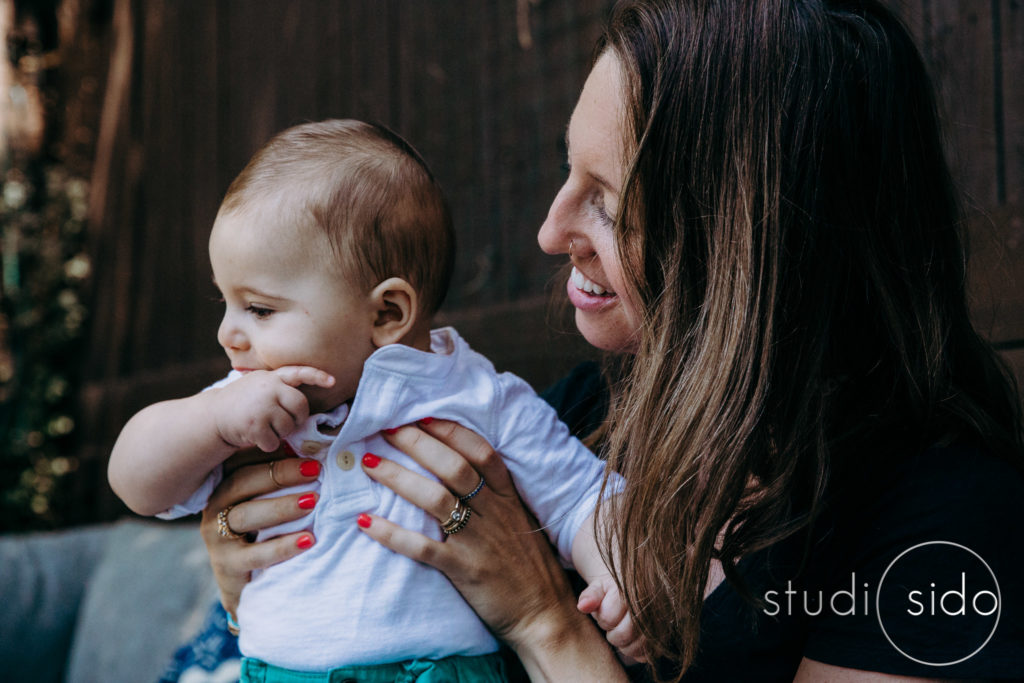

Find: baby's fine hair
<box><xmin>220</xmin><ymin>119</ymin><xmax>455</xmax><ymax>317</ymax></box>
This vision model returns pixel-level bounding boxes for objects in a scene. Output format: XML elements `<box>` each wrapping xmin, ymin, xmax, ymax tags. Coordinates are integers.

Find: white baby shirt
<box><xmin>161</xmin><ymin>327</ymin><xmax>619</xmax><ymax>671</ymax></box>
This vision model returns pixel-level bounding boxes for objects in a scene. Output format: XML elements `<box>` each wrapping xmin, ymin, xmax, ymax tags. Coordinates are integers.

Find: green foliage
<box><xmin>0</xmin><ymin>165</ymin><xmax>90</xmax><ymax>531</ymax></box>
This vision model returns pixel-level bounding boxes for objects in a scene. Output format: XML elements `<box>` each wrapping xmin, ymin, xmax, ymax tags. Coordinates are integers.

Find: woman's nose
<box><xmin>217</xmin><ymin>315</ymin><xmax>248</xmax><ymax>351</ymax></box>
<box><xmin>537</xmin><ymin>183</ymin><xmax>575</xmax><ymax>255</ymax></box>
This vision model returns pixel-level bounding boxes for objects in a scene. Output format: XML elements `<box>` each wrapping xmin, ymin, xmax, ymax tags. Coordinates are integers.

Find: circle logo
<box><xmin>876</xmin><ymin>541</ymin><xmax>1000</xmax><ymax>666</ymax></box>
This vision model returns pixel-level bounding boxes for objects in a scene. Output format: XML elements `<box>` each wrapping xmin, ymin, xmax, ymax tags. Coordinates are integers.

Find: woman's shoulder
<box><xmin>680</xmin><ymin>440</ymin><xmax>1024</xmax><ymax>681</ymax></box>
<box><xmin>799</xmin><ymin>439</ymin><xmax>1024</xmax><ymax>677</ymax></box>
<box><xmin>831</xmin><ymin>439</ymin><xmax>1024</xmax><ymax>553</ymax></box>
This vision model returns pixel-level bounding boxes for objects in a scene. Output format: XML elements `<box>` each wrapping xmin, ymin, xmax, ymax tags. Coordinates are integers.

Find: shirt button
<box><xmin>336</xmin><ymin>450</ymin><xmax>356</xmax><ymax>470</ymax></box>
<box><xmin>300</xmin><ymin>440</ymin><xmax>326</xmax><ymax>456</ymax></box>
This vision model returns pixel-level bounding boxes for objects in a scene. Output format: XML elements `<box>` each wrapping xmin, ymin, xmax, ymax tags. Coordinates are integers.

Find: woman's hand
<box><xmin>200</xmin><ymin>447</ymin><xmax>320</xmax><ymax>616</ymax></box>
<box><xmin>359</xmin><ymin>419</ymin><xmax>628</xmax><ymax>681</ymax></box>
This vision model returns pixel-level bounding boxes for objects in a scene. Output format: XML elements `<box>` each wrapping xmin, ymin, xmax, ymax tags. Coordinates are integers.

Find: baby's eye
<box><xmin>246</xmin><ymin>304</ymin><xmax>274</xmax><ymax>319</ymax></box>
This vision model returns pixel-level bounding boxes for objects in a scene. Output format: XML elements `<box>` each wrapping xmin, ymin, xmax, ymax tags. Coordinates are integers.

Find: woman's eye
<box><xmin>246</xmin><ymin>305</ymin><xmax>274</xmax><ymax>319</ymax></box>
<box><xmin>560</xmin><ymin>161</ymin><xmax>572</xmax><ymax>176</ymax></box>
<box><xmin>592</xmin><ymin>193</ymin><xmax>615</xmax><ymax>226</ymax></box>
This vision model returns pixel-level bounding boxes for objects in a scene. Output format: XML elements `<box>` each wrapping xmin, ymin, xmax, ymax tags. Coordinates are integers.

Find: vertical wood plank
<box><xmin>1002</xmin><ymin>0</ymin><xmax>1024</xmax><ymax>207</ymax></box>
<box><xmin>179</xmin><ymin>0</ymin><xmax>221</xmax><ymax>360</ymax></box>
<box><xmin>921</xmin><ymin>1</ymin><xmax>1000</xmax><ymax>210</ymax></box>
<box><xmin>82</xmin><ymin>0</ymin><xmax>137</xmax><ymax>381</ymax></box>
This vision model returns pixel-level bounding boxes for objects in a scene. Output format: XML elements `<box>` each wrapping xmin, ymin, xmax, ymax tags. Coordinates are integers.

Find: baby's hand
<box><xmin>212</xmin><ymin>366</ymin><xmax>335</xmax><ymax>452</ymax></box>
<box><xmin>578</xmin><ymin>575</ymin><xmax>647</xmax><ymax>664</ymax></box>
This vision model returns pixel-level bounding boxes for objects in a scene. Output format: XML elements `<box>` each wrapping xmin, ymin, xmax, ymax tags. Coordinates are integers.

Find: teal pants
<box><xmin>240</xmin><ymin>652</ymin><xmax>508</xmax><ymax>683</ymax></box>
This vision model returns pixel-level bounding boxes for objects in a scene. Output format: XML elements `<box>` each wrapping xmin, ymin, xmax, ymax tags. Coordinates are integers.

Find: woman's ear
<box><xmin>368</xmin><ymin>277</ymin><xmax>419</xmax><ymax>347</ymax></box>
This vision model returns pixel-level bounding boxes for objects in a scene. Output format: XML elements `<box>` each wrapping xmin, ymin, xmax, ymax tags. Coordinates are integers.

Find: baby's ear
<box><xmin>368</xmin><ymin>277</ymin><xmax>418</xmax><ymax>347</ymax></box>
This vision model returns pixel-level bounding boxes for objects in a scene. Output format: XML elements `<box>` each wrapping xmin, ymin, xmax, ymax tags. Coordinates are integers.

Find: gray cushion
<box><xmin>65</xmin><ymin>520</ymin><xmax>217</xmax><ymax>683</ymax></box>
<box><xmin>0</xmin><ymin>524</ymin><xmax>111</xmax><ymax>683</ymax></box>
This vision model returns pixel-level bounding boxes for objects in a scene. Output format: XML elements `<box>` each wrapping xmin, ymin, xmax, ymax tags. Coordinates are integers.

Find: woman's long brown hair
<box><xmin>593</xmin><ymin>0</ymin><xmax>1023</xmax><ymax>677</ymax></box>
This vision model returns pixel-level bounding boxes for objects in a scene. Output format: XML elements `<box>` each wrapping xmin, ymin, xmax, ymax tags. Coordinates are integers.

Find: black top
<box><xmin>541</xmin><ymin>363</ymin><xmax>1024</xmax><ymax>681</ymax></box>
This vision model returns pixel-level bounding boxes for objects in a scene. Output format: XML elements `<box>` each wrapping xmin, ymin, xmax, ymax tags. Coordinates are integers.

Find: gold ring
<box><xmin>441</xmin><ymin>498</ymin><xmax>472</xmax><ymax>535</ymax></box>
<box><xmin>269</xmin><ymin>460</ymin><xmax>284</xmax><ymax>488</ymax></box>
<box><xmin>217</xmin><ymin>505</ymin><xmax>244</xmax><ymax>539</ymax></box>
<box><xmin>458</xmin><ymin>476</ymin><xmax>485</xmax><ymax>503</ymax></box>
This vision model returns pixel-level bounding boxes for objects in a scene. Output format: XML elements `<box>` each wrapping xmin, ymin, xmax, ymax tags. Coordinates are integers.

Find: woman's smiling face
<box><xmin>537</xmin><ymin>51</ymin><xmax>641</xmax><ymax>353</ymax></box>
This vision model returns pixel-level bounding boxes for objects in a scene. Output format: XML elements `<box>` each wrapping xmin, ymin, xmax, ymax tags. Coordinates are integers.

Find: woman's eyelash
<box><xmin>560</xmin><ymin>162</ymin><xmax>571</xmax><ymax>175</ymax></box>
<box><xmin>592</xmin><ymin>194</ymin><xmax>615</xmax><ymax>225</ymax></box>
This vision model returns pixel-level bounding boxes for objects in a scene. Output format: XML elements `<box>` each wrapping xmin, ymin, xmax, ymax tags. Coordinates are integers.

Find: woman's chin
<box><xmin>574</xmin><ymin>309</ymin><xmax>638</xmax><ymax>354</ymax></box>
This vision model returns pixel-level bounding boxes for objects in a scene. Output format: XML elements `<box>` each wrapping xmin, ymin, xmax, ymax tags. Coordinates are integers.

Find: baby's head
<box><xmin>209</xmin><ymin>119</ymin><xmax>454</xmax><ymax>411</ymax></box>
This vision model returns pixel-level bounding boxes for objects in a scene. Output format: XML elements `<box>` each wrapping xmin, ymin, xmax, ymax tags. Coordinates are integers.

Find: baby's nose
<box><xmin>217</xmin><ymin>315</ymin><xmax>249</xmax><ymax>351</ymax></box>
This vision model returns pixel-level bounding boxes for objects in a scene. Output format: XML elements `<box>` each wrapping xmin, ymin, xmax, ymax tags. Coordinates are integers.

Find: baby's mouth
<box><xmin>571</xmin><ymin>266</ymin><xmax>615</xmax><ymax>297</ymax></box>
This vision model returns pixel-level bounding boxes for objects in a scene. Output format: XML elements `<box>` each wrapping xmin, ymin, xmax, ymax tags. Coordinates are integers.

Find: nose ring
<box><xmin>569</xmin><ymin>239</ymin><xmax>575</xmax><ymax>259</ymax></box>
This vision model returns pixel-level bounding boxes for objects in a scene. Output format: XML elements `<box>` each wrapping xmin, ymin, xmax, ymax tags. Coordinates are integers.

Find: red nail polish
<box><xmin>383</xmin><ymin>427</ymin><xmax>399</xmax><ymax>435</ymax></box>
<box><xmin>298</xmin><ymin>493</ymin><xmax>317</xmax><ymax>510</ymax></box>
<box><xmin>296</xmin><ymin>534</ymin><xmax>313</xmax><ymax>549</ymax></box>
<box><xmin>357</xmin><ymin>513</ymin><xmax>372</xmax><ymax>529</ymax></box>
<box><xmin>362</xmin><ymin>453</ymin><xmax>381</xmax><ymax>468</ymax></box>
<box><xmin>419</xmin><ymin>416</ymin><xmax>434</xmax><ymax>425</ymax></box>
<box><xmin>299</xmin><ymin>460</ymin><xmax>320</xmax><ymax>477</ymax></box>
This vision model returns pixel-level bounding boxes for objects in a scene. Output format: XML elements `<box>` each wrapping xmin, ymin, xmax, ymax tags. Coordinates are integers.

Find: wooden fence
<box><xmin>73</xmin><ymin>0</ymin><xmax>1024</xmax><ymax>522</ymax></box>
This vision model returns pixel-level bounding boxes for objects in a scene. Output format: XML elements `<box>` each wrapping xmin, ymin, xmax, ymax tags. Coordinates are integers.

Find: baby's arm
<box><xmin>108</xmin><ymin>366</ymin><xmax>333</xmax><ymax>516</ymax></box>
<box><xmin>572</xmin><ymin>508</ymin><xmax>646</xmax><ymax>662</ymax></box>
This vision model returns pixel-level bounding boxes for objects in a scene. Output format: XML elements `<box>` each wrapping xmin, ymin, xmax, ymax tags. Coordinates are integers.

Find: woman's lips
<box><xmin>566</xmin><ymin>266</ymin><xmax>618</xmax><ymax>311</ymax></box>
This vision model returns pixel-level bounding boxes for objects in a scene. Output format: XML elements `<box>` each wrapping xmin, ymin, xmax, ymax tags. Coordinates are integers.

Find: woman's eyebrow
<box><xmin>589</xmin><ymin>171</ymin><xmax>619</xmax><ymax>196</ymax></box>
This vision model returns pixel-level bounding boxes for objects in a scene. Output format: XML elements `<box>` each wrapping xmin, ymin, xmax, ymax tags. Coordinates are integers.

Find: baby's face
<box><xmin>209</xmin><ymin>209</ymin><xmax>376</xmax><ymax>413</ymax></box>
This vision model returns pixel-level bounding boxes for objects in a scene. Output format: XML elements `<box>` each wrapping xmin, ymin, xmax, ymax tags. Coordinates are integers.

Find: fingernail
<box><xmin>383</xmin><ymin>427</ymin><xmax>399</xmax><ymax>435</ymax></box>
<box><xmin>297</xmin><ymin>493</ymin><xmax>317</xmax><ymax>510</ymax></box>
<box><xmin>296</xmin><ymin>534</ymin><xmax>313</xmax><ymax>549</ymax></box>
<box><xmin>299</xmin><ymin>460</ymin><xmax>321</xmax><ymax>477</ymax></box>
<box><xmin>357</xmin><ymin>513</ymin><xmax>372</xmax><ymax>529</ymax></box>
<box><xmin>419</xmin><ymin>416</ymin><xmax>434</xmax><ymax>425</ymax></box>
<box><xmin>362</xmin><ymin>453</ymin><xmax>381</xmax><ymax>468</ymax></box>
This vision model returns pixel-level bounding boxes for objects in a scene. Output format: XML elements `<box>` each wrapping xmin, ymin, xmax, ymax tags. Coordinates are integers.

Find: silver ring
<box><xmin>458</xmin><ymin>476</ymin><xmax>485</xmax><ymax>503</ymax></box>
<box><xmin>569</xmin><ymin>239</ymin><xmax>575</xmax><ymax>259</ymax></box>
<box><xmin>441</xmin><ymin>499</ymin><xmax>472</xmax><ymax>535</ymax></box>
<box><xmin>217</xmin><ymin>505</ymin><xmax>244</xmax><ymax>539</ymax></box>
<box><xmin>269</xmin><ymin>460</ymin><xmax>284</xmax><ymax>488</ymax></box>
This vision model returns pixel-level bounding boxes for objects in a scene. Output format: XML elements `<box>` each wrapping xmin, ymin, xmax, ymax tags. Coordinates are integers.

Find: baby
<box><xmin>109</xmin><ymin>119</ymin><xmax>629</xmax><ymax>681</ymax></box>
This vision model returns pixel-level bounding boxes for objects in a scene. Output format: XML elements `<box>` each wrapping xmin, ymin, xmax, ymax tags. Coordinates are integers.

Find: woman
<box><xmin>196</xmin><ymin>0</ymin><xmax>1024</xmax><ymax>680</ymax></box>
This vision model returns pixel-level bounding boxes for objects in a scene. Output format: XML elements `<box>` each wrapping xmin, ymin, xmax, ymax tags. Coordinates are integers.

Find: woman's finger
<box><xmin>355</xmin><ymin>512</ymin><xmax>448</xmax><ymax>570</ymax></box>
<box><xmin>208</xmin><ymin>455</ymin><xmax>320</xmax><ymax>511</ymax></box>
<box><xmin>362</xmin><ymin>452</ymin><xmax>459</xmax><ymax>522</ymax></box>
<box><xmin>380</xmin><ymin>425</ymin><xmax>485</xmax><ymax>500</ymax></box>
<box><xmin>413</xmin><ymin>419</ymin><xmax>517</xmax><ymax>494</ymax></box>
<box><xmin>221</xmin><ymin>491</ymin><xmax>318</xmax><ymax>536</ymax></box>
